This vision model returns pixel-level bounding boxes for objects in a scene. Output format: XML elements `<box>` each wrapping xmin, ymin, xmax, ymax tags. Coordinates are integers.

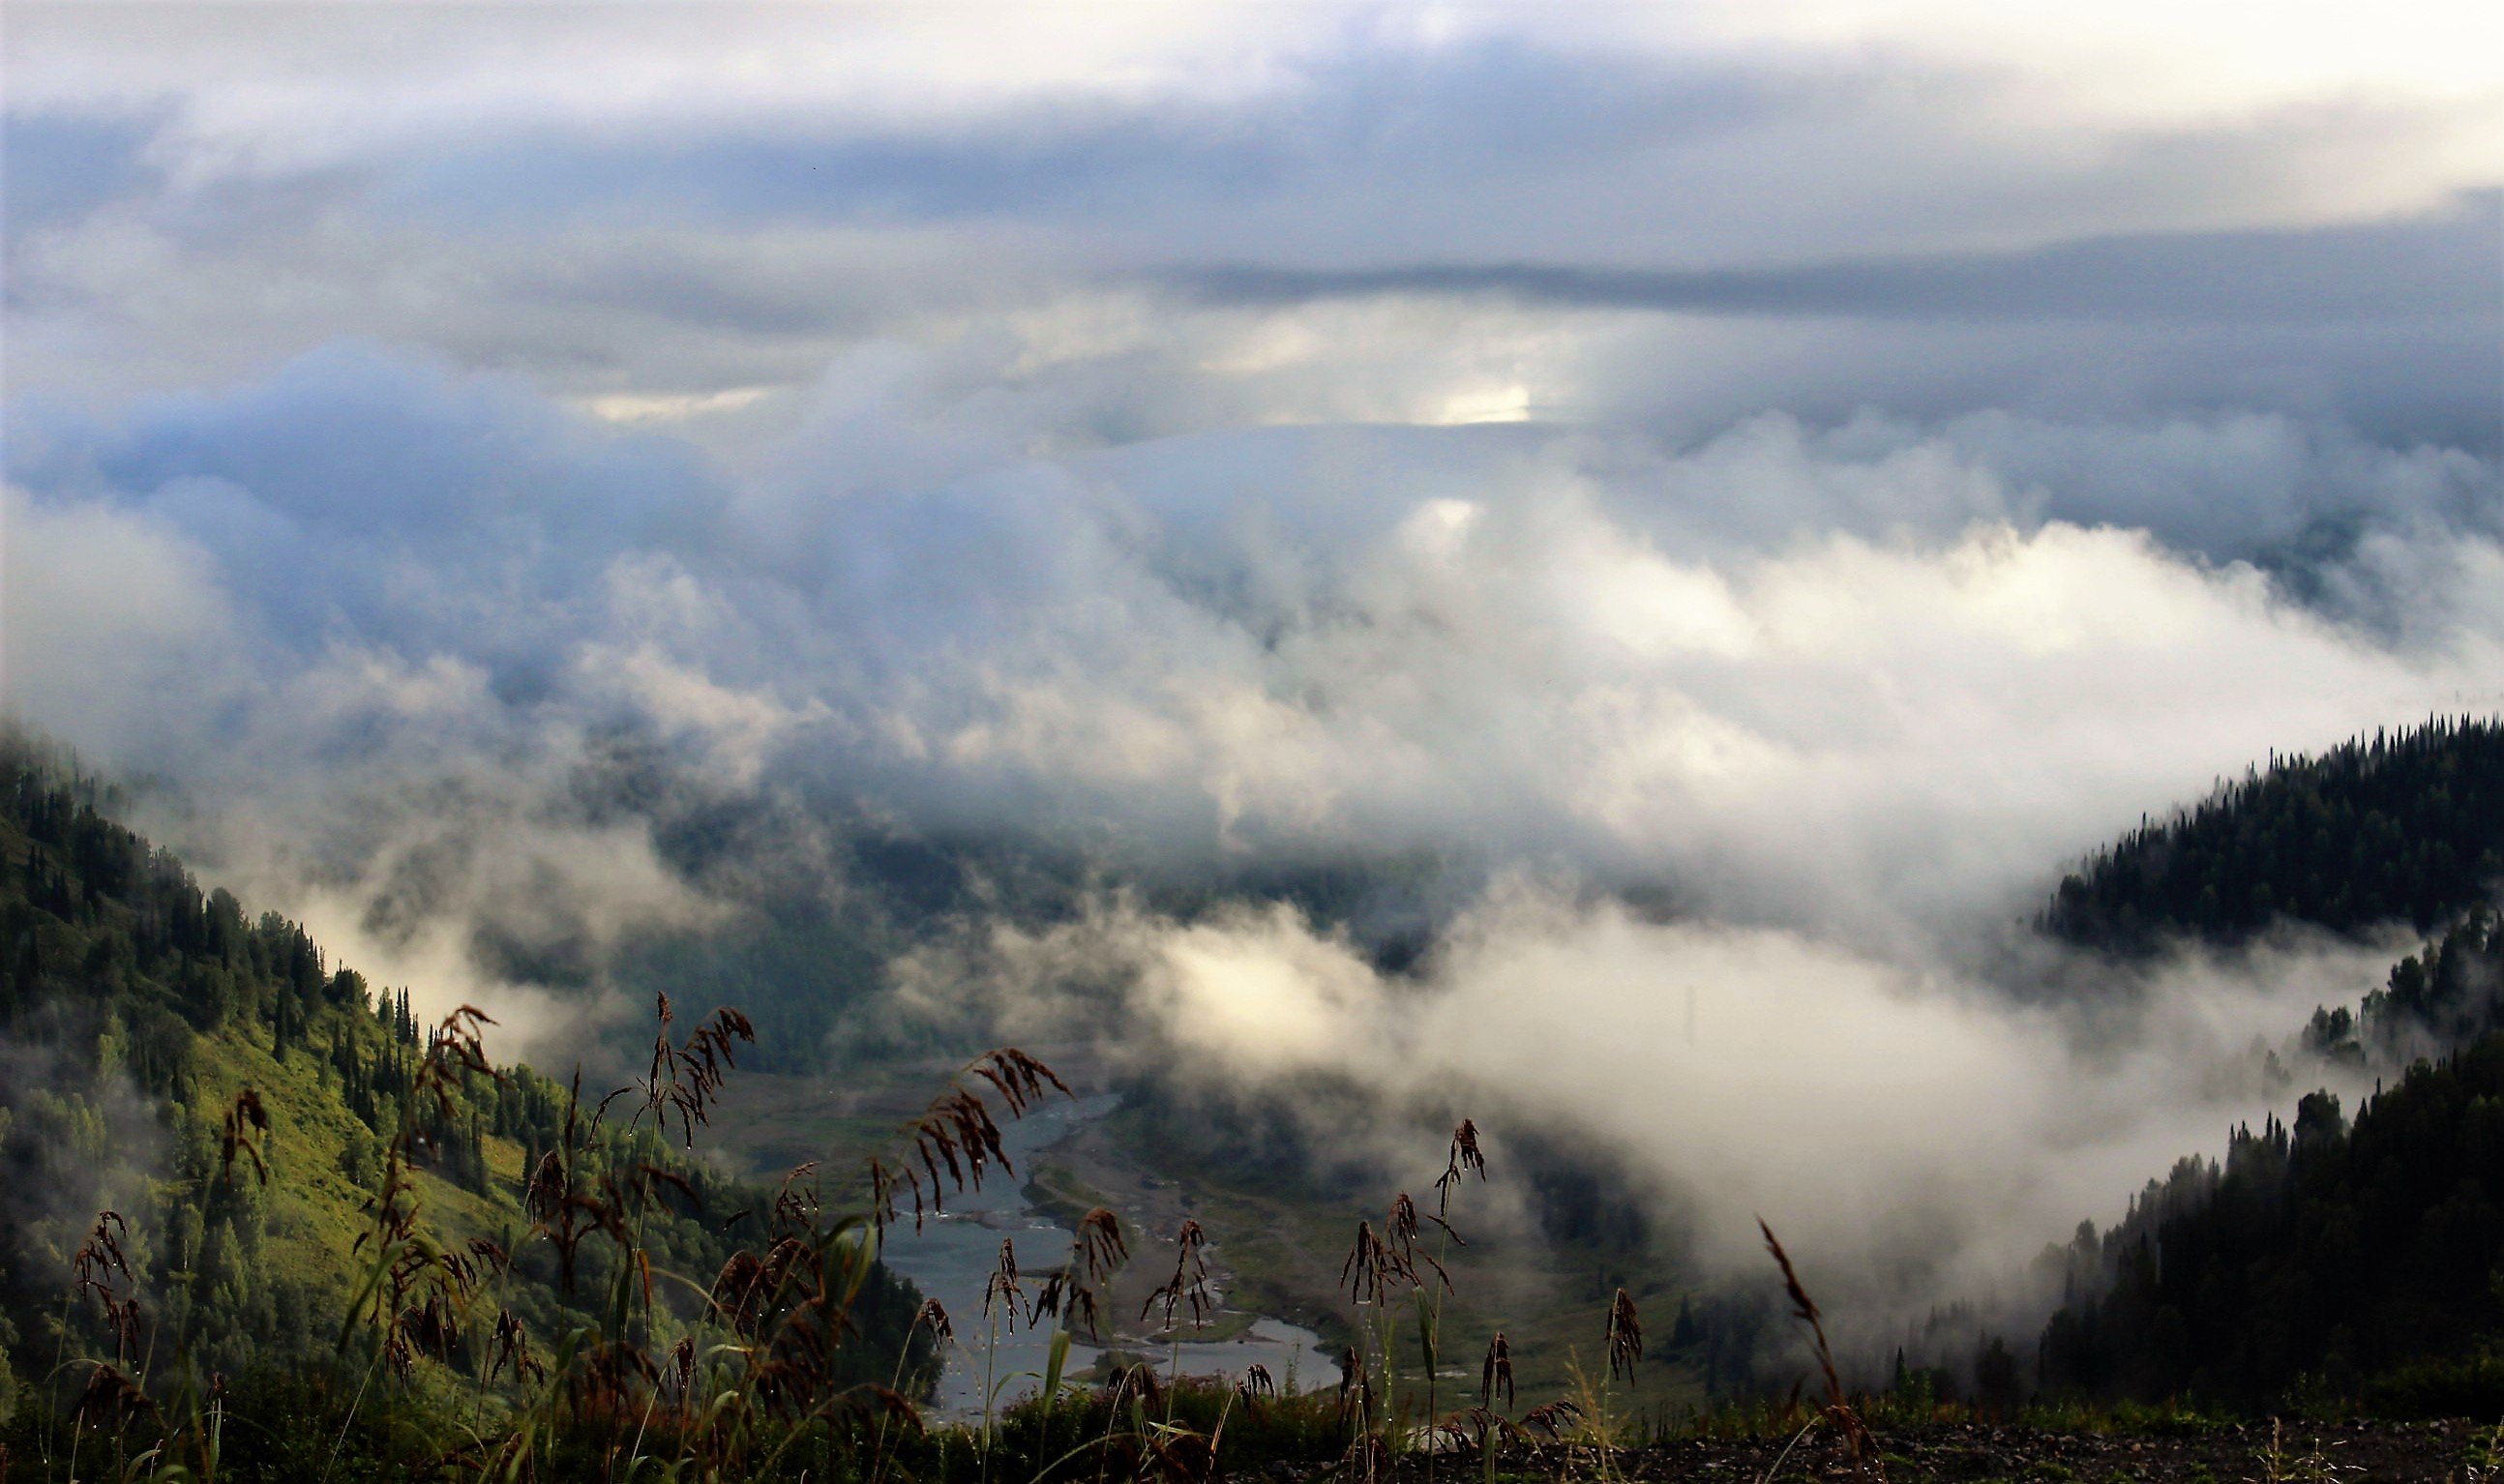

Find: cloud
<box><xmin>1180</xmin><ymin>192</ymin><xmax>2503</xmax><ymax>325</ymax></box>
<box><xmin>13</xmin><ymin>5</ymin><xmax>2495</xmax><ymax>215</ymax></box>
<box><xmin>895</xmin><ymin>880</ymin><xmax>2412</xmax><ymax>1323</ymax></box>
<box><xmin>7</xmin><ymin>346</ymin><xmax>2498</xmax><ymax>971</ymax></box>
<box><xmin>0</xmin><ymin>111</ymin><xmax>161</xmax><ymax>245</ymax></box>
<box><xmin>0</xmin><ymin>484</ymin><xmax>242</xmax><ymax>747</ymax></box>
<box><xmin>7</xmin><ymin>15</ymin><xmax>2495</xmax><ymax>435</ymax></box>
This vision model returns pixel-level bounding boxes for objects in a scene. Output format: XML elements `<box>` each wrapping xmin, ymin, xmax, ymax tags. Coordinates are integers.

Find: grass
<box><xmin>20</xmin><ymin>999</ymin><xmax>2481</xmax><ymax>1484</ymax></box>
<box><xmin>180</xmin><ymin>1016</ymin><xmax>541</xmax><ymax>1326</ymax></box>
<box><xmin>1042</xmin><ymin>1103</ymin><xmax>1711</xmax><ymax>1421</ymax></box>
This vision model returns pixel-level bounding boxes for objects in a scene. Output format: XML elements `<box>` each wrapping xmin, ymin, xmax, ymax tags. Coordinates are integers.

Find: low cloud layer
<box><xmin>906</xmin><ymin>885</ymin><xmax>2405</xmax><ymax>1316</ymax></box>
<box><xmin>8</xmin><ymin>345</ymin><xmax>2499</xmax><ymax>985</ymax></box>
<box><xmin>3</xmin><ymin>0</ymin><xmax>2499</xmax><ymax>1341</ymax></box>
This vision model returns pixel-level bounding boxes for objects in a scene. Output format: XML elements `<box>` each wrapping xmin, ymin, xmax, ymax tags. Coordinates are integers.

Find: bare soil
<box><xmin>1379</xmin><ymin>1419</ymin><xmax>2497</xmax><ymax>1482</ymax></box>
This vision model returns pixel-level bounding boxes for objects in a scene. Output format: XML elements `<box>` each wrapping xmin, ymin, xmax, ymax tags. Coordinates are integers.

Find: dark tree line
<box><xmin>2043</xmin><ymin>715</ymin><xmax>2504</xmax><ymax>949</ymax></box>
<box><xmin>2030</xmin><ymin>873</ymin><xmax>2504</xmax><ymax>1411</ymax></box>
<box><xmin>2009</xmin><ymin>718</ymin><xmax>2504</xmax><ymax>1414</ymax></box>
<box><xmin>2039</xmin><ymin>1035</ymin><xmax>2504</xmax><ymax>1411</ymax></box>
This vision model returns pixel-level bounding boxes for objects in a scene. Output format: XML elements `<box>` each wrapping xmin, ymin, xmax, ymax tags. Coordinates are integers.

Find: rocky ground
<box><xmin>1476</xmin><ymin>1419</ymin><xmax>2499</xmax><ymax>1482</ymax></box>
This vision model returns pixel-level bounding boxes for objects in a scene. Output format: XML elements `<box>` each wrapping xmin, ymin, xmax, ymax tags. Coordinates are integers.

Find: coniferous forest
<box><xmin>2037</xmin><ymin>965</ymin><xmax>2504</xmax><ymax>1413</ymax></box>
<box><xmin>2042</xmin><ymin>716</ymin><xmax>2504</xmax><ymax>947</ymax></box>
<box><xmin>2026</xmin><ymin>720</ymin><xmax>2504</xmax><ymax>1416</ymax></box>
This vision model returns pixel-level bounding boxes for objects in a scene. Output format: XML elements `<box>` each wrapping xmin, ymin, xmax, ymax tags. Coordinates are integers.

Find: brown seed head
<box><xmin>1142</xmin><ymin>1218</ymin><xmax>1213</xmax><ymax>1333</ymax></box>
<box><xmin>1435</xmin><ymin>1117</ymin><xmax>1487</xmax><ymax>1212</ymax></box>
<box><xmin>1340</xmin><ymin>1218</ymin><xmax>1420</xmax><ymax>1305</ymax></box>
<box><xmin>983</xmin><ymin>1237</ymin><xmax>1025</xmax><ymax>1329</ymax></box>
<box><xmin>219</xmin><ymin>1089</ymin><xmax>270</xmax><ymax>1185</ymax></box>
<box><xmin>73</xmin><ymin>1362</ymin><xmax>157</xmax><ymax>1430</ymax></box>
<box><xmin>1388</xmin><ymin>1192</ymin><xmax>1419</xmax><ymax>1248</ymax></box>
<box><xmin>1481</xmin><ymin>1330</ymin><xmax>1514</xmax><ymax>1408</ymax></box>
<box><xmin>1605</xmin><ymin>1288</ymin><xmax>1643</xmax><ymax>1380</ymax></box>
<box><xmin>1075</xmin><ymin>1206</ymin><xmax>1128</xmax><ymax>1283</ymax></box>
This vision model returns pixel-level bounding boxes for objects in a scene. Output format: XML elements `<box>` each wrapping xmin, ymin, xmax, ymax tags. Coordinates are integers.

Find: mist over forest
<box><xmin>3</xmin><ymin>3</ymin><xmax>2501</xmax><ymax>1478</ymax></box>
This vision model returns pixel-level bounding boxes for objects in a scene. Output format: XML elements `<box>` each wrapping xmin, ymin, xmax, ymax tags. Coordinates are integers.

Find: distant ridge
<box><xmin>2043</xmin><ymin>715</ymin><xmax>2504</xmax><ymax>948</ymax></box>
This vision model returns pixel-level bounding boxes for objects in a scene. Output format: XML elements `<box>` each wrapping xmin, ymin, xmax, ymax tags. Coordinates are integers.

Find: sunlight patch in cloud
<box><xmin>575</xmin><ymin>386</ymin><xmax>776</xmax><ymax>425</ymax></box>
<box><xmin>1424</xmin><ymin>382</ymin><xmax>1535</xmax><ymax>426</ymax></box>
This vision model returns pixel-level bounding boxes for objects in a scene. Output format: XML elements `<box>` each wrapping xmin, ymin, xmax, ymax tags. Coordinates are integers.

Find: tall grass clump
<box><xmin>1747</xmin><ymin>1219</ymin><xmax>1884</xmax><ymax>1483</ymax></box>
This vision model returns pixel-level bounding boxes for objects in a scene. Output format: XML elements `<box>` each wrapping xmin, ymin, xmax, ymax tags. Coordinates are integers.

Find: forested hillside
<box><xmin>0</xmin><ymin>732</ymin><xmax>932</xmax><ymax>1474</ymax></box>
<box><xmin>2021</xmin><ymin>724</ymin><xmax>2504</xmax><ymax>1415</ymax></box>
<box><xmin>2043</xmin><ymin>716</ymin><xmax>2504</xmax><ymax>947</ymax></box>
<box><xmin>2039</xmin><ymin>955</ymin><xmax>2504</xmax><ymax>1413</ymax></box>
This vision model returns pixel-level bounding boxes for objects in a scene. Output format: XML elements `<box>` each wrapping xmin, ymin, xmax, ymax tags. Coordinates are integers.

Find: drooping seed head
<box><xmin>983</xmin><ymin>1237</ymin><xmax>1026</xmax><ymax>1328</ymax></box>
<box><xmin>1143</xmin><ymin>1218</ymin><xmax>1214</xmax><ymax>1332</ymax></box>
<box><xmin>1076</xmin><ymin>1206</ymin><xmax>1128</xmax><ymax>1283</ymax></box>
<box><xmin>1605</xmin><ymin>1288</ymin><xmax>1644</xmax><ymax>1380</ymax></box>
<box><xmin>1481</xmin><ymin>1330</ymin><xmax>1514</xmax><ymax>1408</ymax></box>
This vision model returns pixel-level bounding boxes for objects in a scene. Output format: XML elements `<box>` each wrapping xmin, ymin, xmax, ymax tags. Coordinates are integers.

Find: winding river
<box><xmin>876</xmin><ymin>1093</ymin><xmax>1340</xmax><ymax>1417</ymax></box>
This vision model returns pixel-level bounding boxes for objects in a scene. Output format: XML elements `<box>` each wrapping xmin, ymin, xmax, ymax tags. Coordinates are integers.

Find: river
<box><xmin>875</xmin><ymin>1092</ymin><xmax>1341</xmax><ymax>1417</ymax></box>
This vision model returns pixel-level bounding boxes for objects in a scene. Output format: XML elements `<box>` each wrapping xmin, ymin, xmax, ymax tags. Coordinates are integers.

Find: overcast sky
<box><xmin>4</xmin><ymin>0</ymin><xmax>2501</xmax><ymax>991</ymax></box>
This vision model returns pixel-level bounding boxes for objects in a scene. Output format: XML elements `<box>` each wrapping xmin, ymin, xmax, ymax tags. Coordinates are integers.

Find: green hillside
<box><xmin>0</xmin><ymin>733</ymin><xmax>934</xmax><ymax>1477</ymax></box>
